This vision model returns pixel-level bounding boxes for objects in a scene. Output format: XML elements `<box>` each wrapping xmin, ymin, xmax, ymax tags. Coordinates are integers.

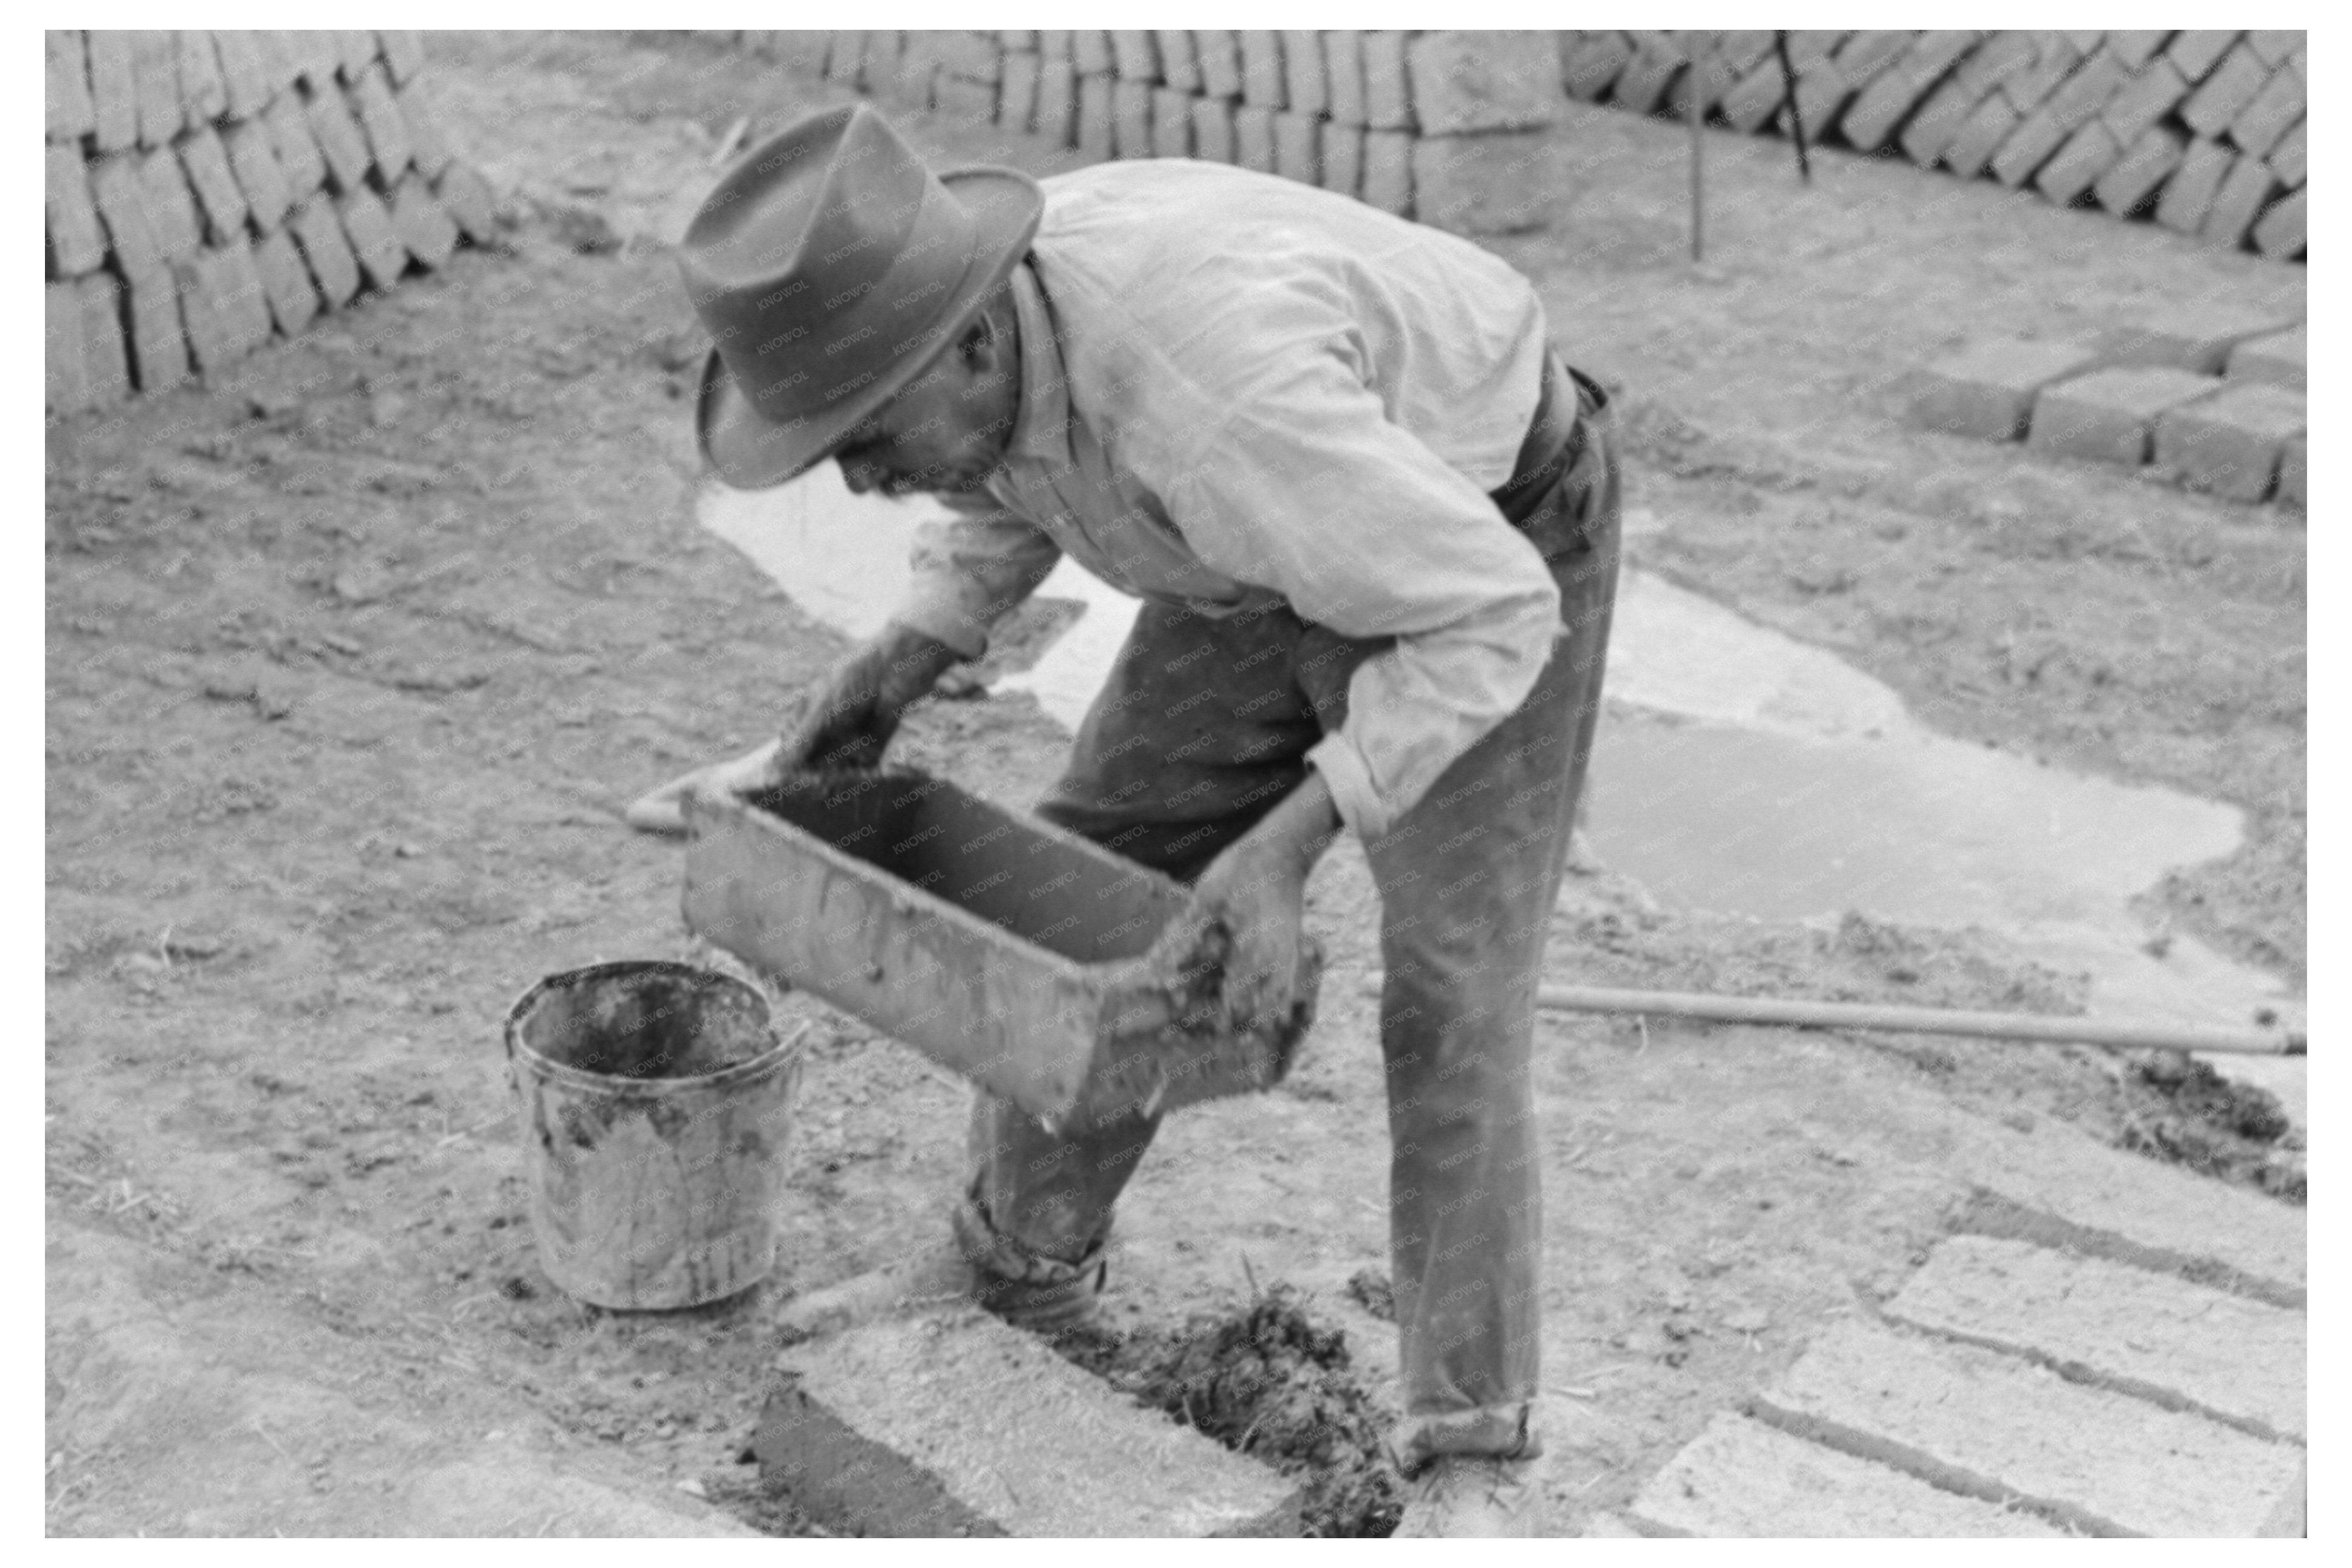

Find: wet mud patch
<box><xmin>2116</xmin><ymin>1050</ymin><xmax>2304</xmax><ymax>1202</ymax></box>
<box><xmin>1054</xmin><ymin>1285</ymin><xmax>1403</xmax><ymax>1537</ymax></box>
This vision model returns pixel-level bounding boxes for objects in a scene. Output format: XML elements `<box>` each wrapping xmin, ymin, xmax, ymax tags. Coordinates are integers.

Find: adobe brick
<box><xmin>1360</xmin><ymin>31</ymin><xmax>1415</xmax><ymax>130</ymax></box>
<box><xmin>1897</xmin><ymin>78</ymin><xmax>1982</xmax><ymax>166</ymax></box>
<box><xmin>2153</xmin><ymin>137</ymin><xmax>2232</xmax><ymax>232</ymax></box>
<box><xmin>2103</xmin><ymin>30</ymin><xmax>2173</xmax><ymax>72</ymax></box>
<box><xmin>172</xmin><ymin>239</ymin><xmax>272</xmax><ymax>376</ymax></box>
<box><xmin>86</xmin><ymin>30</ymin><xmax>140</xmax><ymax>152</ymax></box>
<box><xmin>1109</xmin><ymin>30</ymin><xmax>1157</xmax><ymax>83</ymax></box>
<box><xmin>1233</xmin><ymin>105</ymin><xmax>1276</xmax><ymax>173</ymax></box>
<box><xmin>2266</xmin><ymin>119</ymin><xmax>2304</xmax><ymax>188</ymax></box>
<box><xmin>1886</xmin><ymin>1237</ymin><xmax>2305</xmax><ymax>1438</ymax></box>
<box><xmin>250</xmin><ymin>225</ymin><xmax>320</xmax><ymax>335</ymax></box>
<box><xmin>1319</xmin><ymin>120</ymin><xmax>1364</xmax><ymax>199</ymax></box>
<box><xmin>995</xmin><ymin>30</ymin><xmax>1036</xmax><ymax>52</ymax></box>
<box><xmin>176</xmin><ymin>125</ymin><xmax>249</xmax><ymax>244</ymax></box>
<box><xmin>1361</xmin><ymin>129</ymin><xmax>1412</xmax><ymax>216</ymax></box>
<box><xmin>2094</xmin><ymin>125</ymin><xmax>2186</xmax><ymax>216</ymax></box>
<box><xmin>1991</xmin><ymin>52</ymin><xmax>2127</xmax><ymax>187</ymax></box>
<box><xmin>305</xmin><ymin>82</ymin><xmax>375</xmax><ymax>191</ymax></box>
<box><xmin>339</xmin><ymin>32</ymin><xmax>383</xmax><ymax>84</ymax></box>
<box><xmin>1073</xmin><ymin>30</ymin><xmax>1115</xmax><ymax>77</ymax></box>
<box><xmin>1630</xmin><ymin>1413</ymin><xmax>2065</xmax><ymax>1539</ymax></box>
<box><xmin>46</xmin><ymin>145</ymin><xmax>108</xmax><ymax>277</ymax></box>
<box><xmin>1035</xmin><ymin>31</ymin><xmax>1071</xmax><ymax>64</ymax></box>
<box><xmin>137</xmin><ymin>146</ymin><xmax>205</xmax><ymax>261</ymax></box>
<box><xmin>123</xmin><ymin>267</ymin><xmax>190</xmax><ymax>391</ymax></box>
<box><xmin>46</xmin><ymin>282</ymin><xmax>88</xmax><ymax>414</ymax></box>
<box><xmin>88</xmin><ymin>154</ymin><xmax>162</xmax><ymax>277</ymax></box>
<box><xmin>131</xmin><ymin>30</ymin><xmax>185</xmax><ymax>147</ymax></box>
<box><xmin>221</xmin><ymin>119</ymin><xmax>294</xmax><ymax>228</ymax></box>
<box><xmin>881</xmin><ymin>36</ymin><xmax>936</xmax><ymax>113</ymax></box>
<box><xmin>429</xmin><ymin>162</ymin><xmax>500</xmax><ymax>250</ymax></box>
<box><xmin>2099</xmin><ymin>58</ymin><xmax>2189</xmax><ymax>146</ymax></box>
<box><xmin>1239</xmin><ymin>31</ymin><xmax>1284</xmax><ymax>108</ymax></box>
<box><xmin>64</xmin><ymin>277</ymin><xmax>129</xmax><ymax>408</ymax></box>
<box><xmin>762</xmin><ymin>1310</ymin><xmax>1299</xmax><ymax>1537</ymax></box>
<box><xmin>2276</xmin><ymin>436</ymin><xmax>2303</xmax><ymax>509</ymax></box>
<box><xmin>1192</xmin><ymin>31</ymin><xmax>1242</xmax><ymax>100</ymax></box>
<box><xmin>2029</xmin><ymin>366</ymin><xmax>2221</xmax><ymax>466</ymax></box>
<box><xmin>1611</xmin><ymin>34</ymin><xmax>1688</xmax><ymax>119</ymax></box>
<box><xmin>251</xmin><ymin>31</ymin><xmax>300</xmax><ymax>100</ymax></box>
<box><xmin>208</xmin><ymin>30</ymin><xmax>276</xmax><ymax>119</ymax></box>
<box><xmin>1951</xmin><ymin>30</ymin><xmax>2037</xmax><ymax>96</ymax></box>
<box><xmin>1076</xmin><ymin>74</ymin><xmax>1114</xmax><ymax>161</ymax></box>
<box><xmin>1754</xmin><ymin>1319</ymin><xmax>2303</xmax><ymax>1537</ymax></box>
<box><xmin>2200</xmin><ymin>154</ymin><xmax>2275</xmax><ymax>249</ymax></box>
<box><xmin>997</xmin><ymin>50</ymin><xmax>1040</xmax><ymax>133</ymax></box>
<box><xmin>389</xmin><ymin>174</ymin><xmax>459</xmax><ymax>269</ymax></box>
<box><xmin>265</xmin><ymin>94</ymin><xmax>329</xmax><ymax>199</ymax></box>
<box><xmin>47</xmin><ymin>31</ymin><xmax>97</xmax><ymax>143</ymax></box>
<box><xmin>1322</xmin><ymin>32</ymin><xmax>1365</xmax><ymax>125</ymax></box>
<box><xmin>2224</xmin><ymin>326</ymin><xmax>2305</xmax><ymax>390</ymax></box>
<box><xmin>1558</xmin><ymin>31</ymin><xmax>1634</xmax><ymax>104</ymax></box>
<box><xmin>1033</xmin><ymin>58</ymin><xmax>1077</xmax><ymax>148</ymax></box>
<box><xmin>1281</xmin><ymin>30</ymin><xmax>1326</xmax><ymax>116</ymax></box>
<box><xmin>1941</xmin><ymin>94</ymin><xmax>2021</xmax><ymax>179</ymax></box>
<box><xmin>2243</xmin><ymin>30</ymin><xmax>2302</xmax><ymax>67</ymax></box>
<box><xmin>1149</xmin><ymin>87</ymin><xmax>1192</xmax><ymax>158</ymax></box>
<box><xmin>1188</xmin><ymin>96</ymin><xmax>1235</xmax><ymax>164</ymax></box>
<box><xmin>1719</xmin><ymin>55</ymin><xmax>1789</xmax><ymax>134</ymax></box>
<box><xmin>1155</xmin><ymin>31</ymin><xmax>1200</xmax><ymax>93</ymax></box>
<box><xmin>334</xmin><ymin>184</ymin><xmax>408</xmax><ymax>290</ymax></box>
<box><xmin>1840</xmin><ymin>30</ymin><xmax>1980</xmax><ymax>153</ymax></box>
<box><xmin>2032</xmin><ymin>121</ymin><xmax>2122</xmax><ymax>207</ymax></box>
<box><xmin>1991</xmin><ymin>35</ymin><xmax>2074</xmax><ymax>114</ymax></box>
<box><xmin>1411</xmin><ymin>129</ymin><xmax>1556</xmax><ymax>235</ymax></box>
<box><xmin>2227</xmin><ymin>66</ymin><xmax>2302</xmax><ymax>161</ymax></box>
<box><xmin>376</xmin><ymin>30</ymin><xmax>425</xmax><ymax>86</ymax></box>
<box><xmin>351</xmin><ymin>62</ymin><xmax>414</xmax><ymax>178</ymax></box>
<box><xmin>2154</xmin><ymin>380</ymin><xmax>2304</xmax><ymax>502</ymax></box>
<box><xmin>1272</xmin><ymin>109</ymin><xmax>1320</xmax><ymax>184</ymax></box>
<box><xmin>1905</xmin><ymin>338</ymin><xmax>2103</xmax><ymax>440</ymax></box>
<box><xmin>404</xmin><ymin>94</ymin><xmax>456</xmax><ymax>179</ymax></box>
<box><xmin>934</xmin><ymin>75</ymin><xmax>997</xmax><ymax>125</ymax></box>
<box><xmin>1410</xmin><ymin>30</ymin><xmax>1563</xmax><ymax>135</ymax></box>
<box><xmin>938</xmin><ymin>32</ymin><xmax>1000</xmax><ymax>84</ymax></box>
<box><xmin>2251</xmin><ymin>188</ymin><xmax>2305</xmax><ymax>260</ymax></box>
<box><xmin>2180</xmin><ymin>43</ymin><xmax>2266</xmax><ymax>136</ymax></box>
<box><xmin>278</xmin><ymin>29</ymin><xmax>341</xmax><ymax>90</ymax></box>
<box><xmin>1110</xmin><ymin>79</ymin><xmax>1152</xmax><ymax>158</ymax></box>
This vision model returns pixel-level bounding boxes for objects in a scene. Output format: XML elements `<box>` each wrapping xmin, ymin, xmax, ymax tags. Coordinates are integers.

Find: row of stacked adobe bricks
<box><xmin>1558</xmin><ymin>30</ymin><xmax>2306</xmax><ymax>261</ymax></box>
<box><xmin>44</xmin><ymin>30</ymin><xmax>498</xmax><ymax>419</ymax></box>
<box><xmin>726</xmin><ymin>30</ymin><xmax>1570</xmax><ymax>236</ymax></box>
<box><xmin>1909</xmin><ymin>315</ymin><xmax>2306</xmax><ymax>508</ymax></box>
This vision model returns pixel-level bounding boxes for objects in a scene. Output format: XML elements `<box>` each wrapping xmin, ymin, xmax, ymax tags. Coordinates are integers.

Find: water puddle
<box><xmin>698</xmin><ymin>475</ymin><xmax>2301</xmax><ymax>1124</ymax></box>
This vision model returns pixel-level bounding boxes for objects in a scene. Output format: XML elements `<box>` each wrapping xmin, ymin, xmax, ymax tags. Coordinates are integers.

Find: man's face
<box><xmin>834</xmin><ymin>308</ymin><xmax>1020</xmax><ymax>499</ymax></box>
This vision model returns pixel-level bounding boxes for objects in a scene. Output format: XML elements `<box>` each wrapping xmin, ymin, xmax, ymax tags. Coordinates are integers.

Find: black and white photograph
<box><xmin>43</xmin><ymin>19</ymin><xmax>2315</xmax><ymax>1541</ymax></box>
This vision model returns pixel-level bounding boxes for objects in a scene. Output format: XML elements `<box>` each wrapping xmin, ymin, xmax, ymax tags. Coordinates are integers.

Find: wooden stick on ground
<box><xmin>1356</xmin><ymin>978</ymin><xmax>2305</xmax><ymax>1057</ymax></box>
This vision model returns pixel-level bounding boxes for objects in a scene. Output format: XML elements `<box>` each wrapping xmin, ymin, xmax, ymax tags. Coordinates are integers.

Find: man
<box><xmin>631</xmin><ymin>103</ymin><xmax>1621</xmax><ymax>1536</ymax></box>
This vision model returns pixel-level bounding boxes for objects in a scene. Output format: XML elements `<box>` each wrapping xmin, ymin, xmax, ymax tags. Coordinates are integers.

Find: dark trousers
<box><xmin>968</xmin><ymin>367</ymin><xmax>1622</xmax><ymax>1467</ymax></box>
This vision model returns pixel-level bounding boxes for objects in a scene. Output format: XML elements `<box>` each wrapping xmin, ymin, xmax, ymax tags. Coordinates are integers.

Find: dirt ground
<box><xmin>46</xmin><ymin>33</ymin><xmax>2305</xmax><ymax>1537</ymax></box>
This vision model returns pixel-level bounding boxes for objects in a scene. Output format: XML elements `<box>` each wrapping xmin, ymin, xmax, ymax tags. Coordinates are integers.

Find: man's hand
<box><xmin>1184</xmin><ymin>771</ymin><xmax>1344</xmax><ymax>1028</ymax></box>
<box><xmin>622</xmin><ymin>622</ymin><xmax>963</xmax><ymax>835</ymax></box>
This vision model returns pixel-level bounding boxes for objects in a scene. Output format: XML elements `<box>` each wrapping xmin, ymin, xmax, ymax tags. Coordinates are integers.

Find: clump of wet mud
<box><xmin>2116</xmin><ymin>1050</ymin><xmax>2304</xmax><ymax>1202</ymax></box>
<box><xmin>1056</xmin><ymin>1285</ymin><xmax>1403</xmax><ymax>1537</ymax></box>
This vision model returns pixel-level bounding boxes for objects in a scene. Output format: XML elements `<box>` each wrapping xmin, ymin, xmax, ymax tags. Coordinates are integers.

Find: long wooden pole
<box><xmin>1682</xmin><ymin>30</ymin><xmax>1706</xmax><ymax>262</ymax></box>
<box><xmin>1356</xmin><ymin>978</ymin><xmax>2305</xmax><ymax>1056</ymax></box>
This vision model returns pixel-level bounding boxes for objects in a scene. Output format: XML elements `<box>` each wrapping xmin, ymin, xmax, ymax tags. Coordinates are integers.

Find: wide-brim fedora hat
<box><xmin>678</xmin><ymin>104</ymin><xmax>1044</xmax><ymax>490</ymax></box>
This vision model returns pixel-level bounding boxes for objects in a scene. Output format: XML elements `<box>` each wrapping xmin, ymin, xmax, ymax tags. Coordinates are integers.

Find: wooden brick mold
<box><xmin>45</xmin><ymin>29</ymin><xmax>494</xmax><ymax>416</ymax></box>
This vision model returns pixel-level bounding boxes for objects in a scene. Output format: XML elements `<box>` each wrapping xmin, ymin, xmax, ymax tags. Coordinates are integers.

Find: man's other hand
<box><xmin>1186</xmin><ymin>771</ymin><xmax>1343</xmax><ymax>1028</ymax></box>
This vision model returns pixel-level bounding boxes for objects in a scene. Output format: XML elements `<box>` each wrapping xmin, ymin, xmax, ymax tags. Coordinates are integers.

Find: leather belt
<box><xmin>1487</xmin><ymin>351</ymin><xmax>1585</xmax><ymax>530</ymax></box>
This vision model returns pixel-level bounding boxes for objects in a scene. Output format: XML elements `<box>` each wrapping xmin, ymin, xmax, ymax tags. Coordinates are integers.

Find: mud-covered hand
<box><xmin>1186</xmin><ymin>771</ymin><xmax>1344</xmax><ymax>1028</ymax></box>
<box><xmin>622</xmin><ymin>622</ymin><xmax>962</xmax><ymax>834</ymax></box>
<box><xmin>775</xmin><ymin>621</ymin><xmax>964</xmax><ymax>772</ymax></box>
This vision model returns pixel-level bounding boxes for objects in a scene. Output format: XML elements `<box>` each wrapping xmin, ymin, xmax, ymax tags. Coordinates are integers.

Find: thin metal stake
<box><xmin>1682</xmin><ymin>31</ymin><xmax>1707</xmax><ymax>261</ymax></box>
<box><xmin>1774</xmin><ymin>30</ymin><xmax>1812</xmax><ymax>185</ymax></box>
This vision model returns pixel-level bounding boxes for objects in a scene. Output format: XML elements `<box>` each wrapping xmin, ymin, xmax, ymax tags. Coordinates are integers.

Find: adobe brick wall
<box><xmin>724</xmin><ymin>29</ymin><xmax>1570</xmax><ymax>237</ymax></box>
<box><xmin>1555</xmin><ymin>30</ymin><xmax>2305</xmax><ymax>264</ymax></box>
<box><xmin>44</xmin><ymin>30</ymin><xmax>494</xmax><ymax>419</ymax></box>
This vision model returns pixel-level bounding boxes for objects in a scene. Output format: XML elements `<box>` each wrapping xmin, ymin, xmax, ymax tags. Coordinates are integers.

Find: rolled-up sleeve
<box><xmin>890</xmin><ymin>495</ymin><xmax>1064</xmax><ymax>658</ymax></box>
<box><xmin>1147</xmin><ymin>348</ymin><xmax>1561</xmax><ymax>841</ymax></box>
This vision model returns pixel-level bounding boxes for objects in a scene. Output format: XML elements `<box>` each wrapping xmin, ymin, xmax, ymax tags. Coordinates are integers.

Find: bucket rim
<box><xmin>502</xmin><ymin>958</ymin><xmax>799</xmax><ymax>1095</ymax></box>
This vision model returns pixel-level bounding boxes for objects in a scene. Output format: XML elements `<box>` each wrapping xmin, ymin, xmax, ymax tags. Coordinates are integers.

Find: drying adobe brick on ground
<box><xmin>47</xmin><ymin>32</ymin><xmax>2304</xmax><ymax>1538</ymax></box>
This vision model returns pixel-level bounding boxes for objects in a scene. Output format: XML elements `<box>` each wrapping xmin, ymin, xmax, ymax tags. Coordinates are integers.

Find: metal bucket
<box><xmin>503</xmin><ymin>960</ymin><xmax>804</xmax><ymax>1309</ymax></box>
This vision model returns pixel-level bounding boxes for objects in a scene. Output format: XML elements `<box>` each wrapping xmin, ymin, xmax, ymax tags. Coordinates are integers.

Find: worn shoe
<box><xmin>1390</xmin><ymin>1454</ymin><xmax>1550</xmax><ymax>1538</ymax></box>
<box><xmin>771</xmin><ymin>1207</ymin><xmax>1104</xmax><ymax>1344</ymax></box>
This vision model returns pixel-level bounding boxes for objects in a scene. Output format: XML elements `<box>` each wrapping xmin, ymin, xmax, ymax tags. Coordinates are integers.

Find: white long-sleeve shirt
<box><xmin>891</xmin><ymin>159</ymin><xmax>1561</xmax><ymax>842</ymax></box>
